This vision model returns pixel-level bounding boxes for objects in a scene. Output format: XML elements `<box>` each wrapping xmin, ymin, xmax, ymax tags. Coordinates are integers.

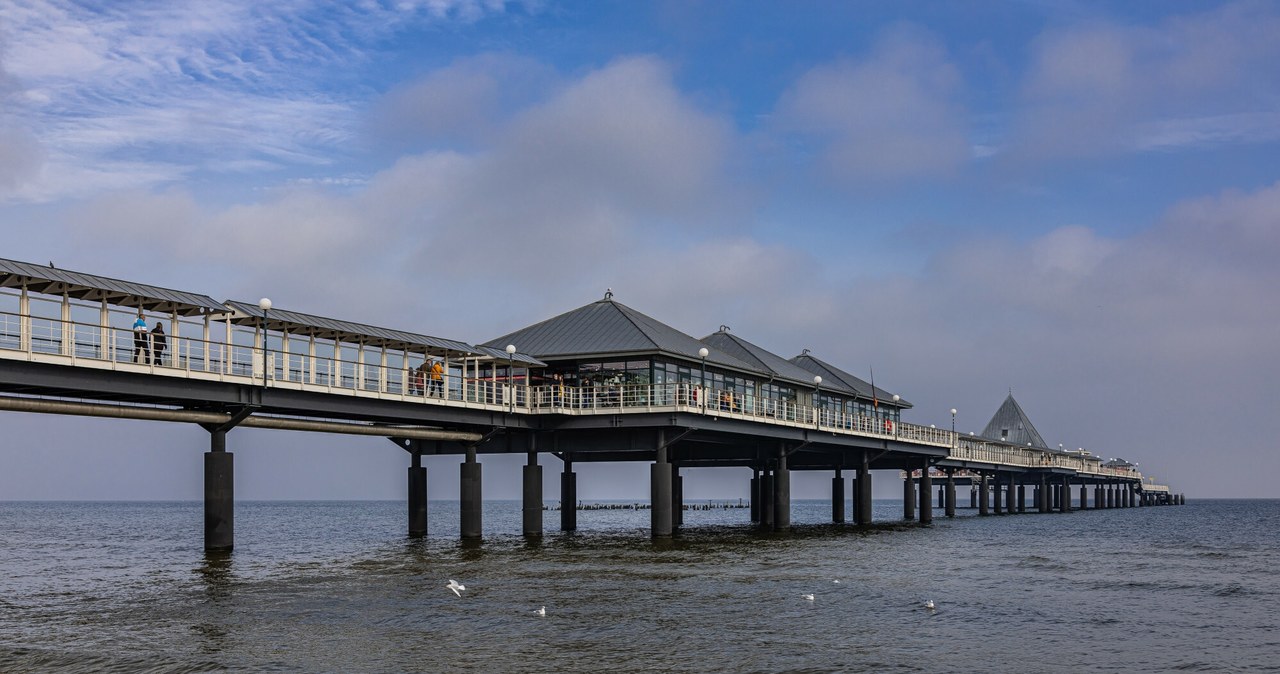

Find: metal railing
<box><xmin>0</xmin><ymin>310</ymin><xmax>1144</xmax><ymax>480</ymax></box>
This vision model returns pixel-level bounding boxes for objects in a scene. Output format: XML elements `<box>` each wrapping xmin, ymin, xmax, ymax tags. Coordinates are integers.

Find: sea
<box><xmin>1</xmin><ymin>499</ymin><xmax>1276</xmax><ymax>673</ymax></box>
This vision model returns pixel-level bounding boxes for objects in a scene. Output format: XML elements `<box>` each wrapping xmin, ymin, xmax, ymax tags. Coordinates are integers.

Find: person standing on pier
<box><xmin>428</xmin><ymin>359</ymin><xmax>444</xmax><ymax>397</ymax></box>
<box><xmin>150</xmin><ymin>322</ymin><xmax>167</xmax><ymax>365</ymax></box>
<box><xmin>132</xmin><ymin>312</ymin><xmax>149</xmax><ymax>363</ymax></box>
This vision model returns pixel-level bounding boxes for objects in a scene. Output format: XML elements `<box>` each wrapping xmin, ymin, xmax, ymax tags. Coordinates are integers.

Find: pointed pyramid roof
<box><xmin>789</xmin><ymin>350</ymin><xmax>911</xmax><ymax>407</ymax></box>
<box><xmin>980</xmin><ymin>393</ymin><xmax>1049</xmax><ymax>449</ymax></box>
<box><xmin>483</xmin><ymin>294</ymin><xmax>760</xmax><ymax>373</ymax></box>
<box><xmin>700</xmin><ymin>328</ymin><xmax>830</xmax><ymax>390</ymax></box>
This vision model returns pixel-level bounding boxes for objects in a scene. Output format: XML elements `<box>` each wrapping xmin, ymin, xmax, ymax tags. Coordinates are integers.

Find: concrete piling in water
<box><xmin>979</xmin><ymin>474</ymin><xmax>989</xmax><ymax>516</ymax></box>
<box><xmin>760</xmin><ymin>471</ymin><xmax>775</xmax><ymax>529</ymax></box>
<box><xmin>904</xmin><ymin>471</ymin><xmax>916</xmax><ymax>521</ymax></box>
<box><xmin>993</xmin><ymin>474</ymin><xmax>1003</xmax><ymax>515</ymax></box>
<box><xmin>832</xmin><ymin>470</ymin><xmax>845</xmax><ymax>523</ymax></box>
<box><xmin>522</xmin><ymin>451</ymin><xmax>542</xmax><ymax>537</ymax></box>
<box><xmin>946</xmin><ymin>472</ymin><xmax>957</xmax><ymax>518</ymax></box>
<box><xmin>857</xmin><ymin>453</ymin><xmax>873</xmax><ymax>525</ymax></box>
<box><xmin>561</xmin><ymin>455</ymin><xmax>577</xmax><ymax>531</ymax></box>
<box><xmin>773</xmin><ymin>453</ymin><xmax>790</xmax><ymax>531</ymax></box>
<box><xmin>750</xmin><ymin>470</ymin><xmax>760</xmax><ymax>523</ymax></box>
<box><xmin>460</xmin><ymin>448</ymin><xmax>482</xmax><ymax>539</ymax></box>
<box><xmin>408</xmin><ymin>451</ymin><xmax>427</xmax><ymax>538</ymax></box>
<box><xmin>651</xmin><ymin>440</ymin><xmax>673</xmax><ymax>538</ymax></box>
<box><xmin>204</xmin><ymin>429</ymin><xmax>234</xmax><ymax>552</ymax></box>
<box><xmin>672</xmin><ymin>467</ymin><xmax>684</xmax><ymax>530</ymax></box>
<box><xmin>919</xmin><ymin>464</ymin><xmax>933</xmax><ymax>524</ymax></box>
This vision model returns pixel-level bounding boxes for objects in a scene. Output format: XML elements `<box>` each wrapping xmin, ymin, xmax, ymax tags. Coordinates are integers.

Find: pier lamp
<box><xmin>698</xmin><ymin>347</ymin><xmax>708</xmax><ymax>395</ymax></box>
<box><xmin>258</xmin><ymin>297</ymin><xmax>272</xmax><ymax>388</ymax></box>
<box><xmin>505</xmin><ymin>344</ymin><xmax>517</xmax><ymax>412</ymax></box>
<box><xmin>813</xmin><ymin>375</ymin><xmax>822</xmax><ymax>427</ymax></box>
<box><xmin>950</xmin><ymin>408</ymin><xmax>957</xmax><ymax>434</ymax></box>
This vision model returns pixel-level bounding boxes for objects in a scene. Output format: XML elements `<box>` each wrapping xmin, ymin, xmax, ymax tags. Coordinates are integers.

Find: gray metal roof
<box><xmin>980</xmin><ymin>394</ymin><xmax>1049</xmax><ymax>449</ymax></box>
<box><xmin>789</xmin><ymin>351</ymin><xmax>912</xmax><ymax>408</ymax></box>
<box><xmin>226</xmin><ymin>300</ymin><xmax>544</xmax><ymax>365</ymax></box>
<box><xmin>0</xmin><ymin>257</ymin><xmax>228</xmax><ymax>316</ymax></box>
<box><xmin>700</xmin><ymin>329</ymin><xmax>838</xmax><ymax>391</ymax></box>
<box><xmin>483</xmin><ymin>296</ymin><xmax>762</xmax><ymax>374</ymax></box>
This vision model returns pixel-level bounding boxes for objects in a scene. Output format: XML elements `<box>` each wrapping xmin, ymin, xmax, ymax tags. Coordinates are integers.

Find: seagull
<box><xmin>833</xmin><ymin>580</ymin><xmax>841</xmax><ymax>584</ymax></box>
<box><xmin>535</xmin><ymin>606</ymin><xmax>546</xmax><ymax>617</ymax></box>
<box><xmin>802</xmin><ymin>593</ymin><xmax>815</xmax><ymax>601</ymax></box>
<box><xmin>446</xmin><ymin>579</ymin><xmax>466</xmax><ymax>597</ymax></box>
<box><xmin>924</xmin><ymin>599</ymin><xmax>936</xmax><ymax>610</ymax></box>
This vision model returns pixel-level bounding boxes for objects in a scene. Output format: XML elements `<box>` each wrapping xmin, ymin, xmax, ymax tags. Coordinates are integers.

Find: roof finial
<box><xmin>604</xmin><ymin>288</ymin><xmax>613</xmax><ymax>300</ymax></box>
<box><xmin>801</xmin><ymin>348</ymin><xmax>811</xmax><ymax>356</ymax></box>
<box><xmin>719</xmin><ymin>324</ymin><xmax>730</xmax><ymax>332</ymax></box>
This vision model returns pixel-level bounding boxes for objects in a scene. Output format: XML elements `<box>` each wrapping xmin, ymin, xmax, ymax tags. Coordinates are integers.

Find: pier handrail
<box><xmin>0</xmin><ymin>309</ymin><xmax>1147</xmax><ymax>482</ymax></box>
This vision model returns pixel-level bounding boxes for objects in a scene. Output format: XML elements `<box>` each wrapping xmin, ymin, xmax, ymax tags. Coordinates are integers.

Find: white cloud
<box><xmin>0</xmin><ymin>0</ymin><xmax>523</xmax><ymax>203</ymax></box>
<box><xmin>772</xmin><ymin>25</ymin><xmax>970</xmax><ymax>182</ymax></box>
<box><xmin>1011</xmin><ymin>1</ymin><xmax>1280</xmax><ymax>158</ymax></box>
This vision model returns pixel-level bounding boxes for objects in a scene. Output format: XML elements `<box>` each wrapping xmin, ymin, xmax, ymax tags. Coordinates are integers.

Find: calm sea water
<box><xmin>1</xmin><ymin>499</ymin><xmax>1276</xmax><ymax>673</ymax></box>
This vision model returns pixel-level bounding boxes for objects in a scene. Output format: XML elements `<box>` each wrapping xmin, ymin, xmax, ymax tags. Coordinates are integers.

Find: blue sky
<box><xmin>1</xmin><ymin>0</ymin><xmax>1277</xmax><ymax>500</ymax></box>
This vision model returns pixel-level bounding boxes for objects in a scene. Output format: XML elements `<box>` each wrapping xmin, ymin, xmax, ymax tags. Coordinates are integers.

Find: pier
<box><xmin>0</xmin><ymin>257</ymin><xmax>1182</xmax><ymax>551</ymax></box>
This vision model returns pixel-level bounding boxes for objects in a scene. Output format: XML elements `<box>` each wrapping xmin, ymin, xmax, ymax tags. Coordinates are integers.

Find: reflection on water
<box><xmin>0</xmin><ymin>500</ymin><xmax>1277</xmax><ymax>672</ymax></box>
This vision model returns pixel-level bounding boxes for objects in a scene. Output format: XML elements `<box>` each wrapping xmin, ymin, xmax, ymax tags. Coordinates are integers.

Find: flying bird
<box><xmin>446</xmin><ymin>579</ymin><xmax>466</xmax><ymax>597</ymax></box>
<box><xmin>535</xmin><ymin>606</ymin><xmax>546</xmax><ymax>617</ymax></box>
<box><xmin>801</xmin><ymin>593</ymin><xmax>815</xmax><ymax>601</ymax></box>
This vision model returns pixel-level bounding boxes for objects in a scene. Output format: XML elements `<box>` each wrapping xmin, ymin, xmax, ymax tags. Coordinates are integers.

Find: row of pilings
<box><xmin>203</xmin><ymin>437</ymin><xmax>1182</xmax><ymax>551</ymax></box>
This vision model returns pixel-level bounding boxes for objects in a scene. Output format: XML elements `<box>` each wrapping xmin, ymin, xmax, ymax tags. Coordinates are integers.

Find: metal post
<box><xmin>750</xmin><ymin>469</ymin><xmax>760</xmax><ymax>523</ymax></box>
<box><xmin>945</xmin><ymin>471</ymin><xmax>956</xmax><ymax>518</ymax></box>
<box><xmin>903</xmin><ymin>470</ymin><xmax>916</xmax><ymax>520</ymax></box>
<box><xmin>651</xmin><ymin>441</ymin><xmax>672</xmax><ymax>538</ymax></box>
<box><xmin>978</xmin><ymin>474</ymin><xmax>989</xmax><ymax>516</ymax></box>
<box><xmin>672</xmin><ymin>466</ymin><xmax>683</xmax><ymax>530</ymax></box>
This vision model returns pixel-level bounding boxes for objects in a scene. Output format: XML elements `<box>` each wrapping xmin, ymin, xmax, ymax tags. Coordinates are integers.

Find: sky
<box><xmin>1</xmin><ymin>0</ymin><xmax>1277</xmax><ymax>503</ymax></box>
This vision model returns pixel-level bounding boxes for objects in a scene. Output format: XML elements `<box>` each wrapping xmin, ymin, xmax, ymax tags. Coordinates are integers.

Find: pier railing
<box><xmin>0</xmin><ymin>310</ymin><xmax>1143</xmax><ymax>482</ymax></box>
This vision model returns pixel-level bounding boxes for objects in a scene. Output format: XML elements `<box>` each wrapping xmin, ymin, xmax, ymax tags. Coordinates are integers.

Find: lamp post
<box><xmin>505</xmin><ymin>344</ymin><xmax>517</xmax><ymax>412</ymax></box>
<box><xmin>698</xmin><ymin>347</ymin><xmax>708</xmax><ymax>407</ymax></box>
<box><xmin>891</xmin><ymin>394</ymin><xmax>900</xmax><ymax>436</ymax></box>
<box><xmin>813</xmin><ymin>375</ymin><xmax>822</xmax><ymax>428</ymax></box>
<box><xmin>258</xmin><ymin>297</ymin><xmax>272</xmax><ymax>388</ymax></box>
<box><xmin>950</xmin><ymin>408</ymin><xmax>957</xmax><ymax>448</ymax></box>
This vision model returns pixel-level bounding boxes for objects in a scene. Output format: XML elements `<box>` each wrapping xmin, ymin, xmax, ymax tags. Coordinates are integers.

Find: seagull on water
<box><xmin>802</xmin><ymin>593</ymin><xmax>815</xmax><ymax>601</ymax></box>
<box><xmin>833</xmin><ymin>579</ymin><xmax>841</xmax><ymax>584</ymax></box>
<box><xmin>924</xmin><ymin>599</ymin><xmax>936</xmax><ymax>610</ymax></box>
<box><xmin>446</xmin><ymin>579</ymin><xmax>466</xmax><ymax>597</ymax></box>
<box><xmin>535</xmin><ymin>606</ymin><xmax>546</xmax><ymax>617</ymax></box>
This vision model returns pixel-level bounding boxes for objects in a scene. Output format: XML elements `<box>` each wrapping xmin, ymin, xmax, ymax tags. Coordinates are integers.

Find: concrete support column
<box><xmin>993</xmin><ymin>474</ymin><xmax>1003</xmax><ymax>515</ymax></box>
<box><xmin>1039</xmin><ymin>477</ymin><xmax>1049</xmax><ymax>513</ymax></box>
<box><xmin>408</xmin><ymin>451</ymin><xmax>427</xmax><ymax>538</ymax></box>
<box><xmin>945</xmin><ymin>473</ymin><xmax>957</xmax><ymax>518</ymax></box>
<box><xmin>561</xmin><ymin>456</ymin><xmax>577</xmax><ymax>531</ymax></box>
<box><xmin>1107</xmin><ymin>485</ymin><xmax>1115</xmax><ymax>509</ymax></box>
<box><xmin>204</xmin><ymin>430</ymin><xmax>234</xmax><ymax>552</ymax></box>
<box><xmin>760</xmin><ymin>471</ymin><xmax>775</xmax><ymax>529</ymax></box>
<box><xmin>970</xmin><ymin>486</ymin><xmax>978</xmax><ymax>509</ymax></box>
<box><xmin>773</xmin><ymin>453</ymin><xmax>790</xmax><ymax>530</ymax></box>
<box><xmin>919</xmin><ymin>464</ymin><xmax>933</xmax><ymax>524</ymax></box>
<box><xmin>1060</xmin><ymin>477</ymin><xmax>1070</xmax><ymax>513</ymax></box>
<box><xmin>672</xmin><ymin>467</ymin><xmax>683</xmax><ymax>530</ymax></box>
<box><xmin>1094</xmin><ymin>484</ymin><xmax>1103</xmax><ymax>510</ymax></box>
<box><xmin>978</xmin><ymin>474</ymin><xmax>989</xmax><ymax>516</ymax></box>
<box><xmin>832</xmin><ymin>470</ymin><xmax>845</xmax><ymax>524</ymax></box>
<box><xmin>650</xmin><ymin>460</ymin><xmax>673</xmax><ymax>538</ymax></box>
<box><xmin>1129</xmin><ymin>486</ymin><xmax>1137</xmax><ymax>508</ymax></box>
<box><xmin>1079</xmin><ymin>483</ymin><xmax>1088</xmax><ymax>510</ymax></box>
<box><xmin>522</xmin><ymin>452</ymin><xmax>542</xmax><ymax>537</ymax></box>
<box><xmin>750</xmin><ymin>471</ymin><xmax>760</xmax><ymax>523</ymax></box>
<box><xmin>903</xmin><ymin>471</ymin><xmax>916</xmax><ymax>520</ymax></box>
<box><xmin>460</xmin><ymin>448</ymin><xmax>482</xmax><ymax>540</ymax></box>
<box><xmin>857</xmin><ymin>453</ymin><xmax>872</xmax><ymax>525</ymax></box>
<box><xmin>1018</xmin><ymin>482</ymin><xmax>1026</xmax><ymax>513</ymax></box>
